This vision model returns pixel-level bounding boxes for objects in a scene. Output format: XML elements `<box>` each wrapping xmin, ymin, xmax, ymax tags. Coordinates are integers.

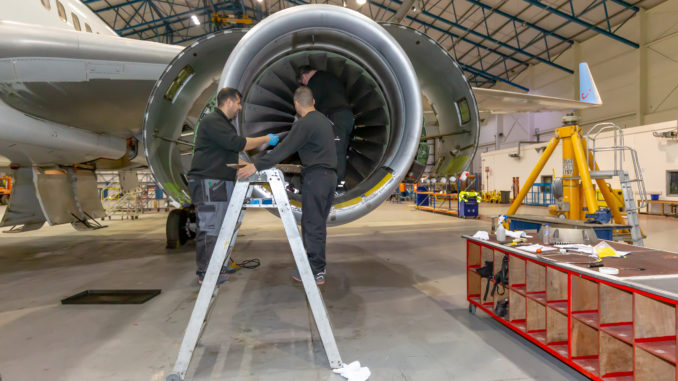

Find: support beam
<box><xmin>419</xmin><ymin>8</ymin><xmax>573</xmax><ymax>73</ymax></box>
<box><xmin>93</xmin><ymin>0</ymin><xmax>145</xmax><ymax>13</ymax></box>
<box><xmin>119</xmin><ymin>4</ymin><xmax>239</xmax><ymax>36</ymax></box>
<box><xmin>636</xmin><ymin>8</ymin><xmax>647</xmax><ymax>126</ymax></box>
<box><xmin>522</xmin><ymin>0</ymin><xmax>639</xmax><ymax>49</ymax></box>
<box><xmin>371</xmin><ymin>2</ymin><xmax>529</xmax><ymax>71</ymax></box>
<box><xmin>390</xmin><ymin>0</ymin><xmax>415</xmax><ymax>23</ymax></box>
<box><xmin>462</xmin><ymin>0</ymin><xmax>573</xmax><ymax>44</ymax></box>
<box><xmin>389</xmin><ymin>0</ymin><xmax>573</xmax><ymax>73</ymax></box>
<box><xmin>460</xmin><ymin>63</ymin><xmax>529</xmax><ymax>91</ymax></box>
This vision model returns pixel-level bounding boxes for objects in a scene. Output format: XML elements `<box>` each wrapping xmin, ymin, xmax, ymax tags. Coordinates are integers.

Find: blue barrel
<box><xmin>416</xmin><ymin>186</ymin><xmax>429</xmax><ymax>206</ymax></box>
<box><xmin>155</xmin><ymin>188</ymin><xmax>164</xmax><ymax>199</ymax></box>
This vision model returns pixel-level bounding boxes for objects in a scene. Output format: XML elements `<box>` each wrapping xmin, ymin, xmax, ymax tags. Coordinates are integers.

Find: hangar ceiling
<box><xmin>84</xmin><ymin>0</ymin><xmax>665</xmax><ymax>90</ymax></box>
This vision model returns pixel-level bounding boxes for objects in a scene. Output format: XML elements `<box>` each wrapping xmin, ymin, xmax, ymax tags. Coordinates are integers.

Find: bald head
<box><xmin>294</xmin><ymin>86</ymin><xmax>315</xmax><ymax>107</ymax></box>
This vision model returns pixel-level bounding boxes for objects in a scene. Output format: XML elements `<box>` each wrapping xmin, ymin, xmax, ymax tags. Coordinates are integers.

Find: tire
<box><xmin>186</xmin><ymin>207</ymin><xmax>197</xmax><ymax>239</ymax></box>
<box><xmin>0</xmin><ymin>194</ymin><xmax>8</xmax><ymax>205</ymax></box>
<box><xmin>166</xmin><ymin>209</ymin><xmax>189</xmax><ymax>249</ymax></box>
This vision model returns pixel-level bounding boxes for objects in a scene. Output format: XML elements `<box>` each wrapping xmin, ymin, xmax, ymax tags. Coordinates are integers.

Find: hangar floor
<box><xmin>1</xmin><ymin>202</ymin><xmax>671</xmax><ymax>380</ymax></box>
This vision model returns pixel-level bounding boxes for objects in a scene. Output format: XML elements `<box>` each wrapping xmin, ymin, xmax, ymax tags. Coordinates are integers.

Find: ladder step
<box><xmin>589</xmin><ymin>170</ymin><xmax>615</xmax><ymax>179</ymax></box>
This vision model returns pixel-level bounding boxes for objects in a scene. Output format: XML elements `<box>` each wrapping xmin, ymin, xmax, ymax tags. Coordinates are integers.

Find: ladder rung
<box><xmin>589</xmin><ymin>170</ymin><xmax>615</xmax><ymax>179</ymax></box>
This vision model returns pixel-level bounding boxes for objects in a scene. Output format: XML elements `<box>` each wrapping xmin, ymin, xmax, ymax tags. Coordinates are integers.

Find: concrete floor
<box><xmin>0</xmin><ymin>202</ymin><xmax>673</xmax><ymax>380</ymax></box>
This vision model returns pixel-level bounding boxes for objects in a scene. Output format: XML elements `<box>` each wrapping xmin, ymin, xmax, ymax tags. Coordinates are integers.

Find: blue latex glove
<box><xmin>267</xmin><ymin>133</ymin><xmax>279</xmax><ymax>146</ymax></box>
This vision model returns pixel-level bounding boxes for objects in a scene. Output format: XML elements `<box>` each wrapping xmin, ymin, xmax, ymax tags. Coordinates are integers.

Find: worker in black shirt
<box><xmin>188</xmin><ymin>87</ymin><xmax>279</xmax><ymax>285</ymax></box>
<box><xmin>237</xmin><ymin>86</ymin><xmax>337</xmax><ymax>285</ymax></box>
<box><xmin>298</xmin><ymin>65</ymin><xmax>353</xmax><ymax>189</ymax></box>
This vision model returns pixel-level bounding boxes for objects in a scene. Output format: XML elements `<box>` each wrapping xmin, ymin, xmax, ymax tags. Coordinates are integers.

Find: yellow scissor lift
<box><xmin>506</xmin><ymin>116</ymin><xmax>647</xmax><ymax>246</ymax></box>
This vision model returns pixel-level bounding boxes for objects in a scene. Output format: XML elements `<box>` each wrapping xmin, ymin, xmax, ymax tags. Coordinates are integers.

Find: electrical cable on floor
<box><xmin>235</xmin><ymin>258</ymin><xmax>261</xmax><ymax>269</ymax></box>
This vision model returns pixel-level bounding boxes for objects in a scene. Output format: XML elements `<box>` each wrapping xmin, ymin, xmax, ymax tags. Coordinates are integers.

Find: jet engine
<box><xmin>143</xmin><ymin>5</ymin><xmax>479</xmax><ymax>242</ymax></box>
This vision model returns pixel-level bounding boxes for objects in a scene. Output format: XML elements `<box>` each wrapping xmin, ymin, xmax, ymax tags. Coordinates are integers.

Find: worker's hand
<box><xmin>267</xmin><ymin>133</ymin><xmax>279</xmax><ymax>146</ymax></box>
<box><xmin>237</xmin><ymin>163</ymin><xmax>257</xmax><ymax>180</ymax></box>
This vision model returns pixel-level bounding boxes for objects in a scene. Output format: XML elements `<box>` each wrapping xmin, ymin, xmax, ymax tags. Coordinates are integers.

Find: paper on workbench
<box><xmin>505</xmin><ymin>230</ymin><xmax>530</xmax><ymax>239</ymax></box>
<box><xmin>516</xmin><ymin>244</ymin><xmax>559</xmax><ymax>253</ymax></box>
<box><xmin>594</xmin><ymin>241</ymin><xmax>630</xmax><ymax>258</ymax></box>
<box><xmin>472</xmin><ymin>231</ymin><xmax>489</xmax><ymax>240</ymax></box>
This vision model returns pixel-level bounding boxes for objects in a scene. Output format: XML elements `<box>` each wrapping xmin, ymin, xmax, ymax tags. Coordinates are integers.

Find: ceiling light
<box><xmin>191</xmin><ymin>15</ymin><xmax>200</xmax><ymax>26</ymax></box>
<box><xmin>356</xmin><ymin>0</ymin><xmax>366</xmax><ymax>5</ymax></box>
<box><xmin>257</xmin><ymin>0</ymin><xmax>263</xmax><ymax>2</ymax></box>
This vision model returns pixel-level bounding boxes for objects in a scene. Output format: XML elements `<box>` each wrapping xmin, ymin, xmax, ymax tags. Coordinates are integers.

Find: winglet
<box><xmin>579</xmin><ymin>62</ymin><xmax>602</xmax><ymax>105</ymax></box>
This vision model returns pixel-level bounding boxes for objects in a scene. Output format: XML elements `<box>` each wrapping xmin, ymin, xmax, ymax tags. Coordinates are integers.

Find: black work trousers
<box><xmin>301</xmin><ymin>167</ymin><xmax>337</xmax><ymax>274</ymax></box>
<box><xmin>187</xmin><ymin>176</ymin><xmax>234</xmax><ymax>275</ymax></box>
<box><xmin>327</xmin><ymin>109</ymin><xmax>354</xmax><ymax>186</ymax></box>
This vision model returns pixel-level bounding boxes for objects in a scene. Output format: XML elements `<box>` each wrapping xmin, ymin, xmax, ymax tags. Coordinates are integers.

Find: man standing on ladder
<box><xmin>188</xmin><ymin>88</ymin><xmax>279</xmax><ymax>285</ymax></box>
<box><xmin>238</xmin><ymin>87</ymin><xmax>337</xmax><ymax>285</ymax></box>
<box><xmin>298</xmin><ymin>65</ymin><xmax>353</xmax><ymax>191</ymax></box>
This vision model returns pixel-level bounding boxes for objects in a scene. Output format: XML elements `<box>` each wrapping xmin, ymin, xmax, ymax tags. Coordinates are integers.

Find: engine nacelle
<box><xmin>143</xmin><ymin>5</ymin><xmax>478</xmax><ymax>226</ymax></box>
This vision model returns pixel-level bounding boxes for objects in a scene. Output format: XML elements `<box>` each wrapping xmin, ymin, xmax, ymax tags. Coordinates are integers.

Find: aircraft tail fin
<box><xmin>579</xmin><ymin>62</ymin><xmax>602</xmax><ymax>105</ymax></box>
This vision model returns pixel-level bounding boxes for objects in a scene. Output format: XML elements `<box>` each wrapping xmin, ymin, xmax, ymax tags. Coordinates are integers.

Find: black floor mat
<box><xmin>61</xmin><ymin>289</ymin><xmax>161</xmax><ymax>304</ymax></box>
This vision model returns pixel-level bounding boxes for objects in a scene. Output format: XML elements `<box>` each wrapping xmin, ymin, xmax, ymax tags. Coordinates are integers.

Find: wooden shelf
<box><xmin>546</xmin><ymin>267</ymin><xmax>568</xmax><ymax>302</ymax></box>
<box><xmin>511</xmin><ymin>319</ymin><xmax>526</xmax><ymax>332</ymax></box>
<box><xmin>509</xmin><ymin>290</ymin><xmax>526</xmax><ymax>322</ymax></box>
<box><xmin>600</xmin><ymin>331</ymin><xmax>633</xmax><ymax>376</ymax></box>
<box><xmin>547</xmin><ymin>301</ymin><xmax>568</xmax><ymax>315</ymax></box>
<box><xmin>636</xmin><ymin>339</ymin><xmax>677</xmax><ymax>364</ymax></box>
<box><xmin>527</xmin><ymin>291</ymin><xmax>547</xmax><ymax>305</ymax></box>
<box><xmin>572</xmin><ymin>311</ymin><xmax>599</xmax><ymax>329</ymax></box>
<box><xmin>548</xmin><ymin>343</ymin><xmax>568</xmax><ymax>358</ymax></box>
<box><xmin>600</xmin><ymin>284</ymin><xmax>632</xmax><ymax>326</ymax></box>
<box><xmin>509</xmin><ymin>257</ymin><xmax>525</xmax><ymax>286</ymax></box>
<box><xmin>602</xmin><ymin>375</ymin><xmax>633</xmax><ymax>381</ymax></box>
<box><xmin>528</xmin><ymin>330</ymin><xmax>547</xmax><ymax>345</ymax></box>
<box><xmin>600</xmin><ymin>323</ymin><xmax>633</xmax><ymax>345</ymax></box>
<box><xmin>572</xmin><ymin>357</ymin><xmax>599</xmax><ymax>377</ymax></box>
<box><xmin>635</xmin><ymin>345</ymin><xmax>676</xmax><ymax>381</ymax></box>
<box><xmin>511</xmin><ymin>285</ymin><xmax>526</xmax><ymax>296</ymax></box>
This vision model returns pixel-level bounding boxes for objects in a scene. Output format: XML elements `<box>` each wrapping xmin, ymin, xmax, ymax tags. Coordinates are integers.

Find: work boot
<box><xmin>196</xmin><ymin>268</ymin><xmax>231</xmax><ymax>286</ymax></box>
<box><xmin>291</xmin><ymin>269</ymin><xmax>326</xmax><ymax>285</ymax></box>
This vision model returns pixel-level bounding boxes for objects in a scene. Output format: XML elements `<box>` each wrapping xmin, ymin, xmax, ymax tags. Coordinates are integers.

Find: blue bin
<box><xmin>458</xmin><ymin>199</ymin><xmax>478</xmax><ymax>218</ymax></box>
<box><xmin>416</xmin><ymin>186</ymin><xmax>429</xmax><ymax>206</ymax></box>
<box><xmin>651</xmin><ymin>194</ymin><xmax>660</xmax><ymax>201</ymax></box>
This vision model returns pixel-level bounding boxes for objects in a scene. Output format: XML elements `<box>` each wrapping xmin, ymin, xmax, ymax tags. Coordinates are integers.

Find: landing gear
<box><xmin>166</xmin><ymin>207</ymin><xmax>196</xmax><ymax>249</ymax></box>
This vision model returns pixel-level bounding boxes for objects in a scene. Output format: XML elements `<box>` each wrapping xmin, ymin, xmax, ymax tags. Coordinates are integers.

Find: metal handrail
<box><xmin>586</xmin><ymin>122</ymin><xmax>625</xmax><ymax>173</ymax></box>
<box><xmin>585</xmin><ymin>145</ymin><xmax>647</xmax><ymax>211</ymax></box>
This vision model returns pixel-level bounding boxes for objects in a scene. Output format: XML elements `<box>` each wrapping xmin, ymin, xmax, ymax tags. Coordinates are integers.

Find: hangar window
<box><xmin>457</xmin><ymin>98</ymin><xmax>471</xmax><ymax>124</ymax></box>
<box><xmin>85</xmin><ymin>23</ymin><xmax>92</xmax><ymax>33</ymax></box>
<box><xmin>56</xmin><ymin>1</ymin><xmax>67</xmax><ymax>22</ymax></box>
<box><xmin>72</xmin><ymin>13</ymin><xmax>81</xmax><ymax>31</ymax></box>
<box><xmin>41</xmin><ymin>0</ymin><xmax>51</xmax><ymax>10</ymax></box>
<box><xmin>668</xmin><ymin>171</ymin><xmax>678</xmax><ymax>195</ymax></box>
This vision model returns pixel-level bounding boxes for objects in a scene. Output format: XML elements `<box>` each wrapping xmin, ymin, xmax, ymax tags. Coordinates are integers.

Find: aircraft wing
<box><xmin>0</xmin><ymin>20</ymin><xmax>182</xmax><ymax>139</ymax></box>
<box><xmin>474</xmin><ymin>63</ymin><xmax>602</xmax><ymax>114</ymax></box>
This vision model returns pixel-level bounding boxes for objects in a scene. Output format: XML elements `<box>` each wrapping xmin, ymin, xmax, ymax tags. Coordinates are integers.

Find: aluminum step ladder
<box><xmin>167</xmin><ymin>168</ymin><xmax>342</xmax><ymax>381</ymax></box>
<box><xmin>587</xmin><ymin>123</ymin><xmax>647</xmax><ymax>246</ymax></box>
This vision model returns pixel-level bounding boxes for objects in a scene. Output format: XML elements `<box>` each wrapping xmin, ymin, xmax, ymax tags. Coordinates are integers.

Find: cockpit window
<box><xmin>85</xmin><ymin>23</ymin><xmax>92</xmax><ymax>33</ymax></box>
<box><xmin>72</xmin><ymin>13</ymin><xmax>81</xmax><ymax>31</ymax></box>
<box><xmin>457</xmin><ymin>98</ymin><xmax>471</xmax><ymax>124</ymax></box>
<box><xmin>56</xmin><ymin>1</ymin><xmax>66</xmax><ymax>22</ymax></box>
<box><xmin>41</xmin><ymin>0</ymin><xmax>51</xmax><ymax>10</ymax></box>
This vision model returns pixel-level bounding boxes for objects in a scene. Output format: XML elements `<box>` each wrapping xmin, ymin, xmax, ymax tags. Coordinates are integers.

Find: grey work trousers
<box><xmin>327</xmin><ymin>109</ymin><xmax>355</xmax><ymax>186</ymax></box>
<box><xmin>301</xmin><ymin>167</ymin><xmax>337</xmax><ymax>274</ymax></box>
<box><xmin>187</xmin><ymin>177</ymin><xmax>234</xmax><ymax>275</ymax></box>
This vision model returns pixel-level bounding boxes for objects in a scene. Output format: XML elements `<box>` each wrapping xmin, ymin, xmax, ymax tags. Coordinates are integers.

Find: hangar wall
<box><xmin>473</xmin><ymin>0</ymin><xmax>678</xmax><ymax>173</ymax></box>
